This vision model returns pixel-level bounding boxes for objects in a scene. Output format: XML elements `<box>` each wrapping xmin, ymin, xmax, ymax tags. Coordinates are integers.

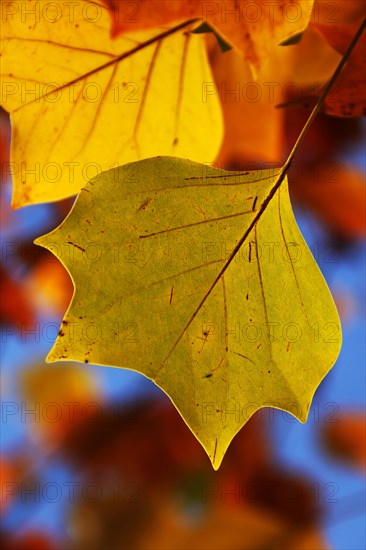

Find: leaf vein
<box><xmin>139</xmin><ymin>210</ymin><xmax>253</xmax><ymax>239</ymax></box>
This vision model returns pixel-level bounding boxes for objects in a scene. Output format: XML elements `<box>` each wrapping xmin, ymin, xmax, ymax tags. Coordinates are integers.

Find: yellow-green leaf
<box><xmin>35</xmin><ymin>157</ymin><xmax>342</xmax><ymax>469</ymax></box>
<box><xmin>1</xmin><ymin>1</ymin><xmax>222</xmax><ymax>207</ymax></box>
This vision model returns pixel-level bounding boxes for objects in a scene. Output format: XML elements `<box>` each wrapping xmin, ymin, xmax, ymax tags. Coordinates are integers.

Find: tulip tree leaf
<box><xmin>0</xmin><ymin>1</ymin><xmax>222</xmax><ymax>207</ymax></box>
<box><xmin>35</xmin><ymin>157</ymin><xmax>342</xmax><ymax>469</ymax></box>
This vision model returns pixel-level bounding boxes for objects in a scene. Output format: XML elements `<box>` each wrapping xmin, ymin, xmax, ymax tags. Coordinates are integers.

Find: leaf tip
<box><xmin>45</xmin><ymin>338</ymin><xmax>67</xmax><ymax>363</ymax></box>
<box><xmin>45</xmin><ymin>351</ymin><xmax>56</xmax><ymax>364</ymax></box>
<box><xmin>34</xmin><ymin>235</ymin><xmax>54</xmax><ymax>254</ymax></box>
<box><xmin>10</xmin><ymin>197</ymin><xmax>24</xmax><ymax>210</ymax></box>
<box><xmin>33</xmin><ymin>236</ymin><xmax>45</xmax><ymax>248</ymax></box>
<box><xmin>207</xmin><ymin>435</ymin><xmax>227</xmax><ymax>470</ymax></box>
<box><xmin>298</xmin><ymin>399</ymin><xmax>314</xmax><ymax>424</ymax></box>
<box><xmin>211</xmin><ymin>456</ymin><xmax>223</xmax><ymax>471</ymax></box>
<box><xmin>33</xmin><ymin>233</ymin><xmax>55</xmax><ymax>253</ymax></box>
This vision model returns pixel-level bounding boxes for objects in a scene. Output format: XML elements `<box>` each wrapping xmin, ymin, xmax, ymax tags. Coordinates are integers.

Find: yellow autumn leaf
<box><xmin>0</xmin><ymin>0</ymin><xmax>222</xmax><ymax>207</ymax></box>
<box><xmin>35</xmin><ymin>157</ymin><xmax>341</xmax><ymax>469</ymax></box>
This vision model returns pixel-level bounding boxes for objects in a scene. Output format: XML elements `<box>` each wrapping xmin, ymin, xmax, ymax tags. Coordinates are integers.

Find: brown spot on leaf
<box><xmin>137</xmin><ymin>198</ymin><xmax>151</xmax><ymax>212</ymax></box>
<box><xmin>67</xmin><ymin>242</ymin><xmax>85</xmax><ymax>252</ymax></box>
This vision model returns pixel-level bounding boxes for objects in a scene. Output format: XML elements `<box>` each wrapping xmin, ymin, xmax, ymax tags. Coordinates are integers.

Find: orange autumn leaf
<box><xmin>208</xmin><ymin>40</ymin><xmax>286</xmax><ymax>168</ymax></box>
<box><xmin>0</xmin><ymin>267</ymin><xmax>35</xmax><ymax>328</ymax></box>
<box><xmin>290</xmin><ymin>164</ymin><xmax>366</xmax><ymax>238</ymax></box>
<box><xmin>314</xmin><ymin>23</ymin><xmax>366</xmax><ymax>116</ymax></box>
<box><xmin>103</xmin><ymin>0</ymin><xmax>315</xmax><ymax>72</ymax></box>
<box><xmin>2</xmin><ymin>533</ymin><xmax>56</xmax><ymax>550</ymax></box>
<box><xmin>312</xmin><ymin>0</ymin><xmax>366</xmax><ymax>28</ymax></box>
<box><xmin>0</xmin><ymin>458</ymin><xmax>18</xmax><ymax>513</ymax></box>
<box><xmin>321</xmin><ymin>412</ymin><xmax>366</xmax><ymax>472</ymax></box>
<box><xmin>209</xmin><ymin>23</ymin><xmax>341</xmax><ymax>170</ymax></box>
<box><xmin>25</xmin><ymin>257</ymin><xmax>74</xmax><ymax>315</ymax></box>
<box><xmin>281</xmin><ymin>21</ymin><xmax>366</xmax><ymax>116</ymax></box>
